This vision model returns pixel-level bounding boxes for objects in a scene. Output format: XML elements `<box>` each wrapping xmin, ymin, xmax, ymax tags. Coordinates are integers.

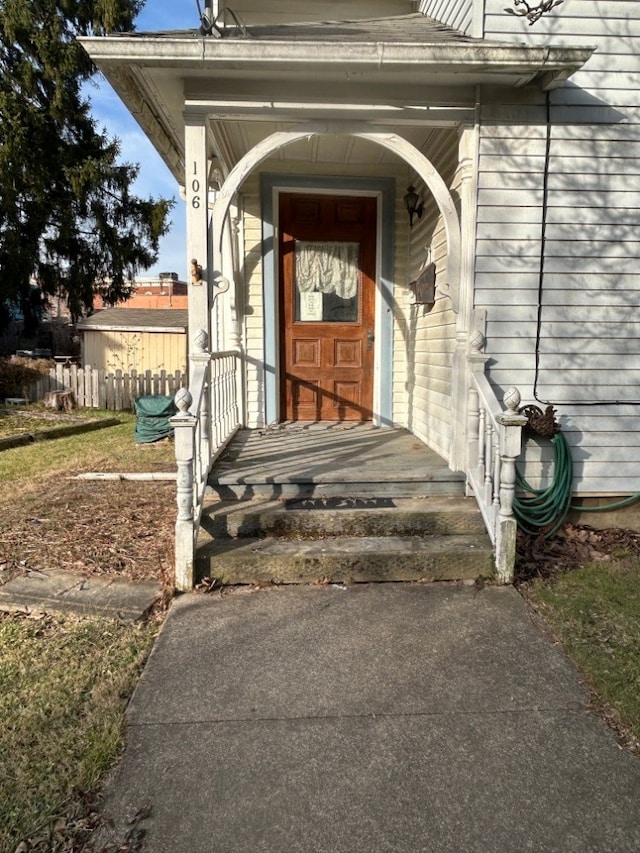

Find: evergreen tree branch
<box><xmin>0</xmin><ymin>0</ymin><xmax>172</xmax><ymax>330</ymax></box>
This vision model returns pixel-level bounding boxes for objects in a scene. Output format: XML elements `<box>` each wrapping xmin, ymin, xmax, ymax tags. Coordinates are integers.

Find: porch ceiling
<box><xmin>207</xmin><ymin>119</ymin><xmax>453</xmax><ymax>175</ymax></box>
<box><xmin>81</xmin><ymin>13</ymin><xmax>594</xmax><ymax>185</ymax></box>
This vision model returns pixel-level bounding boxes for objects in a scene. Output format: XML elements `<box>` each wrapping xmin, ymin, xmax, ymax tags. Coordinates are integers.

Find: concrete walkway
<box><xmin>96</xmin><ymin>583</ymin><xmax>640</xmax><ymax>852</ymax></box>
<box><xmin>0</xmin><ymin>567</ymin><xmax>160</xmax><ymax>621</ymax></box>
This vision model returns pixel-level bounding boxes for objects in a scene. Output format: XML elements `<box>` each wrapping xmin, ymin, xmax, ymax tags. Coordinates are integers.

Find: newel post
<box><xmin>170</xmin><ymin>387</ymin><xmax>196</xmax><ymax>591</ymax></box>
<box><xmin>495</xmin><ymin>387</ymin><xmax>527</xmax><ymax>583</ymax></box>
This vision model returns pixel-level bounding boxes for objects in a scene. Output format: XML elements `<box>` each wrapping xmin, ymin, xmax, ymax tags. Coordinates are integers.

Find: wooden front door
<box><xmin>279</xmin><ymin>193</ymin><xmax>376</xmax><ymax>421</ymax></box>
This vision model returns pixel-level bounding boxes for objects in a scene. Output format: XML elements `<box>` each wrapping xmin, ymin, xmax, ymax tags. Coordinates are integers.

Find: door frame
<box><xmin>261</xmin><ymin>174</ymin><xmax>395</xmax><ymax>427</ymax></box>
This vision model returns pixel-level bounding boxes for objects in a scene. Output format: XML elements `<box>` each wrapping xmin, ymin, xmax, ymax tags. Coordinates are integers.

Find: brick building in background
<box><xmin>93</xmin><ymin>272</ymin><xmax>188</xmax><ymax>311</ymax></box>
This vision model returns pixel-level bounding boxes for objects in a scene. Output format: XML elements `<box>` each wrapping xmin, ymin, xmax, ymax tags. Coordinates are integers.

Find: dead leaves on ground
<box><xmin>0</xmin><ymin>477</ymin><xmax>174</xmax><ymax>586</ymax></box>
<box><xmin>13</xmin><ymin>795</ymin><xmax>153</xmax><ymax>853</ymax></box>
<box><xmin>516</xmin><ymin>522</ymin><xmax>640</xmax><ymax>583</ymax></box>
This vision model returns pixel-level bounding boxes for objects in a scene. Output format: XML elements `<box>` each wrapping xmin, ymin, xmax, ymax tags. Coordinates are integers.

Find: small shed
<box><xmin>77</xmin><ymin>309</ymin><xmax>188</xmax><ymax>375</ymax></box>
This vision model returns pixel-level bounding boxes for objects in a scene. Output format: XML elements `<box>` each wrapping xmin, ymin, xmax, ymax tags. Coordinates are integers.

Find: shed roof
<box><xmin>247</xmin><ymin>14</ymin><xmax>481</xmax><ymax>42</ymax></box>
<box><xmin>77</xmin><ymin>309</ymin><xmax>188</xmax><ymax>333</ymax></box>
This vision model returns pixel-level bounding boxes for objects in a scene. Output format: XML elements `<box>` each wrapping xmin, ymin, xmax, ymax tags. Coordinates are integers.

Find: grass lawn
<box><xmin>0</xmin><ymin>407</ymin><xmax>173</xmax><ymax>849</ymax></box>
<box><xmin>522</xmin><ymin>554</ymin><xmax>640</xmax><ymax>751</ymax></box>
<box><xmin>0</xmin><ymin>613</ymin><xmax>158</xmax><ymax>851</ymax></box>
<box><xmin>0</xmin><ymin>407</ymin><xmax>175</xmax><ymax>483</ymax></box>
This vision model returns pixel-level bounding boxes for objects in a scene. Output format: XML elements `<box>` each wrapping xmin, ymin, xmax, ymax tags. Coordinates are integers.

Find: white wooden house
<box><xmin>81</xmin><ymin>0</ymin><xmax>640</xmax><ymax>586</ymax></box>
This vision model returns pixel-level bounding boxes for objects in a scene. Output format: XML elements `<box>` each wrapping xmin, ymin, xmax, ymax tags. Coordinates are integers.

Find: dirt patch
<box><xmin>0</xmin><ymin>476</ymin><xmax>174</xmax><ymax>589</ymax></box>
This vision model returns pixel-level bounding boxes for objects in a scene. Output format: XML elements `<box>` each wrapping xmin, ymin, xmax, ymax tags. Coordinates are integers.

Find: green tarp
<box><xmin>134</xmin><ymin>396</ymin><xmax>177</xmax><ymax>444</ymax></box>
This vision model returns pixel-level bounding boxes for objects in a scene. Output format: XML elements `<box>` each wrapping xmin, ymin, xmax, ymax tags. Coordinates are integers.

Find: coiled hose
<box><xmin>513</xmin><ymin>415</ymin><xmax>640</xmax><ymax>538</ymax></box>
<box><xmin>514</xmin><ymin>431</ymin><xmax>573</xmax><ymax>538</ymax></box>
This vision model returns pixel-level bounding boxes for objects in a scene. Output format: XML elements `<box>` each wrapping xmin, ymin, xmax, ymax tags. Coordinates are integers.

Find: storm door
<box><xmin>279</xmin><ymin>193</ymin><xmax>376</xmax><ymax>421</ymax></box>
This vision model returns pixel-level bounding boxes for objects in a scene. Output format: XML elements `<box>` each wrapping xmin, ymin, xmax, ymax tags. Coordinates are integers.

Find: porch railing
<box><xmin>466</xmin><ymin>333</ymin><xmax>527</xmax><ymax>583</ymax></box>
<box><xmin>169</xmin><ymin>330</ymin><xmax>525</xmax><ymax>587</ymax></box>
<box><xmin>171</xmin><ymin>344</ymin><xmax>242</xmax><ymax>590</ymax></box>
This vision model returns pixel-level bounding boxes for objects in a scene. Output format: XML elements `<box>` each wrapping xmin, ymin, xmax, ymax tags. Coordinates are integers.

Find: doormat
<box><xmin>285</xmin><ymin>497</ymin><xmax>396</xmax><ymax>510</ymax></box>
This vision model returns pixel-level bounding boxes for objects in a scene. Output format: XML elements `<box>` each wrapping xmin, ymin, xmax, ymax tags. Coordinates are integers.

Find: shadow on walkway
<box><xmin>96</xmin><ymin>584</ymin><xmax>640</xmax><ymax>852</ymax></box>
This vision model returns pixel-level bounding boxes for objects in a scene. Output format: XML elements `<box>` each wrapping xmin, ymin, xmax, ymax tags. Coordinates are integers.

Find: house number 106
<box><xmin>191</xmin><ymin>162</ymin><xmax>201</xmax><ymax>209</ymax></box>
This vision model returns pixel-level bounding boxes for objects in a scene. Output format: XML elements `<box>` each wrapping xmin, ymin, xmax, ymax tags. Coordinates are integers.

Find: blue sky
<box><xmin>86</xmin><ymin>1</ymin><xmax>201</xmax><ymax>281</ymax></box>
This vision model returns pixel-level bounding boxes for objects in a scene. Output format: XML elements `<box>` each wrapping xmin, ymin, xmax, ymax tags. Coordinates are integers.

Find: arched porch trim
<box><xmin>211</xmin><ymin>125</ymin><xmax>461</xmax><ymax>308</ymax></box>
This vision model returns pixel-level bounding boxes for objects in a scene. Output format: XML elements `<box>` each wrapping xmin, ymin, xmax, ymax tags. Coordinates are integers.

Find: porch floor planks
<box><xmin>208</xmin><ymin>424</ymin><xmax>464</xmax><ymax>489</ymax></box>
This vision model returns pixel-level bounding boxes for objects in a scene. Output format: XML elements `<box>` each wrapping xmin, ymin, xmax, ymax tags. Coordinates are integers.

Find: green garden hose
<box><xmin>572</xmin><ymin>494</ymin><xmax>640</xmax><ymax>512</ymax></box>
<box><xmin>514</xmin><ymin>431</ymin><xmax>573</xmax><ymax>538</ymax></box>
<box><xmin>513</xmin><ymin>412</ymin><xmax>640</xmax><ymax>538</ymax></box>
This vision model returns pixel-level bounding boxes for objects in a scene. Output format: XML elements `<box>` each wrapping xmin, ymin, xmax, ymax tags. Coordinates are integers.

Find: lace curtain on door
<box><xmin>295</xmin><ymin>241</ymin><xmax>360</xmax><ymax>298</ymax></box>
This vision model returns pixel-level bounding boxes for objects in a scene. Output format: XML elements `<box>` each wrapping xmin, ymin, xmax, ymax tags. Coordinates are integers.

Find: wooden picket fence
<box><xmin>28</xmin><ymin>363</ymin><xmax>188</xmax><ymax>411</ymax></box>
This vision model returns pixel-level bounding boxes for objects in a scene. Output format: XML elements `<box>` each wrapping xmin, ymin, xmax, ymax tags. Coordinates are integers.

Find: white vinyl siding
<box><xmin>391</xmin><ymin>191</ymin><xmax>411</xmax><ymax>428</ymax></box>
<box><xmin>242</xmin><ymin>186</ymin><xmax>265</xmax><ymax>428</ymax></box>
<box><xmin>474</xmin><ymin>0</ymin><xmax>640</xmax><ymax>494</ymax></box>
<box><xmin>400</xmin><ymin>128</ymin><xmax>460</xmax><ymax>459</ymax></box>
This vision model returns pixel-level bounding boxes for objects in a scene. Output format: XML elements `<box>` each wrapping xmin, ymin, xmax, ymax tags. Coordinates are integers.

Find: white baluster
<box><xmin>478</xmin><ymin>405</ymin><xmax>486</xmax><ymax>478</ymax></box>
<box><xmin>484</xmin><ymin>419</ymin><xmax>494</xmax><ymax>506</ymax></box>
<box><xmin>467</xmin><ymin>386</ymin><xmax>479</xmax><ymax>473</ymax></box>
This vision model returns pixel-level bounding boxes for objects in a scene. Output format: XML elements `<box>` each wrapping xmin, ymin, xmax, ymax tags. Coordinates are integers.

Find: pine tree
<box><xmin>0</xmin><ymin>0</ymin><xmax>173</xmax><ymax>330</ymax></box>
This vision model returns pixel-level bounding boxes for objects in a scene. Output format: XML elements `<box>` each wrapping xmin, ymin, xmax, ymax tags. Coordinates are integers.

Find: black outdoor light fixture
<box><xmin>404</xmin><ymin>185</ymin><xmax>424</xmax><ymax>227</ymax></box>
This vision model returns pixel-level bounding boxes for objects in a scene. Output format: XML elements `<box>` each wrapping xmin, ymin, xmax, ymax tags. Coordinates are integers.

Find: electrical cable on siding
<box><xmin>531</xmin><ymin>91</ymin><xmax>550</xmax><ymax>407</ymax></box>
<box><xmin>531</xmin><ymin>91</ymin><xmax>640</xmax><ymax>407</ymax></box>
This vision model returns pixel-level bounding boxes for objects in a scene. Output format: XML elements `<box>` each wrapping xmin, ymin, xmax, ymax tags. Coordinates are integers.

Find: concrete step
<box><xmin>199</xmin><ymin>428</ymin><xmax>492</xmax><ymax>586</ymax></box>
<box><xmin>195</xmin><ymin>534</ymin><xmax>493</xmax><ymax>585</ymax></box>
<box><xmin>200</xmin><ymin>496</ymin><xmax>486</xmax><ymax>540</ymax></box>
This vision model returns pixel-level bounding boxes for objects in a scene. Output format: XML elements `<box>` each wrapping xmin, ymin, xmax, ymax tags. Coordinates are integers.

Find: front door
<box><xmin>279</xmin><ymin>193</ymin><xmax>376</xmax><ymax>421</ymax></box>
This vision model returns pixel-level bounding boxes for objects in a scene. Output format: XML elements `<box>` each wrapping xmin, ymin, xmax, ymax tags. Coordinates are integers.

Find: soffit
<box><xmin>214</xmin><ymin>119</ymin><xmax>440</xmax><ymax>169</ymax></box>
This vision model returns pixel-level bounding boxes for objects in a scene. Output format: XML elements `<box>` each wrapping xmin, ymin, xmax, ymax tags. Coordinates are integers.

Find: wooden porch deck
<box><xmin>208</xmin><ymin>424</ymin><xmax>465</xmax><ymax>498</ymax></box>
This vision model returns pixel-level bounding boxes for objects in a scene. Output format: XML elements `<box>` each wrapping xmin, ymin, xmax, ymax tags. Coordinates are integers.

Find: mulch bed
<box><xmin>0</xmin><ymin>477</ymin><xmax>174</xmax><ymax>590</ymax></box>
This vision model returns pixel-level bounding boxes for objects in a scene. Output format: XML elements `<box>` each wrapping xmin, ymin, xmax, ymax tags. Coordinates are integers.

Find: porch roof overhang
<box><xmin>80</xmin><ymin>14</ymin><xmax>595</xmax><ymax>183</ymax></box>
<box><xmin>84</xmin><ymin>33</ymin><xmax>592</xmax><ymax>81</ymax></box>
